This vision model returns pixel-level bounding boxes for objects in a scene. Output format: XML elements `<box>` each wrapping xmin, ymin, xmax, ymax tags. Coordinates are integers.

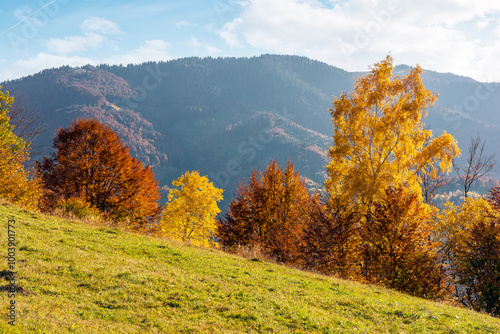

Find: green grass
<box><xmin>0</xmin><ymin>203</ymin><xmax>499</xmax><ymax>333</ymax></box>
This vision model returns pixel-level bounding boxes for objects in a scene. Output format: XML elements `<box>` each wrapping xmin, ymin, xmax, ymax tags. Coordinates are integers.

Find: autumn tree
<box><xmin>36</xmin><ymin>118</ymin><xmax>162</xmax><ymax>229</ymax></box>
<box><xmin>160</xmin><ymin>171</ymin><xmax>223</xmax><ymax>247</ymax></box>
<box><xmin>362</xmin><ymin>187</ymin><xmax>445</xmax><ymax>298</ymax></box>
<box><xmin>326</xmin><ymin>55</ymin><xmax>460</xmax><ymax>212</ymax></box>
<box><xmin>217</xmin><ymin>159</ymin><xmax>317</xmax><ymax>264</ymax></box>
<box><xmin>438</xmin><ymin>198</ymin><xmax>500</xmax><ymax>313</ymax></box>
<box><xmin>301</xmin><ymin>196</ymin><xmax>361</xmax><ymax>279</ymax></box>
<box><xmin>453</xmin><ymin>134</ymin><xmax>495</xmax><ymax>198</ymax></box>
<box><xmin>487</xmin><ymin>185</ymin><xmax>500</xmax><ymax>212</ymax></box>
<box><xmin>458</xmin><ymin>220</ymin><xmax>500</xmax><ymax>315</ymax></box>
<box><xmin>0</xmin><ymin>87</ymin><xmax>41</xmax><ymax>210</ymax></box>
<box><xmin>417</xmin><ymin>136</ymin><xmax>450</xmax><ymax>204</ymax></box>
<box><xmin>8</xmin><ymin>93</ymin><xmax>46</xmax><ymax>159</ymax></box>
<box><xmin>417</xmin><ymin>163</ymin><xmax>449</xmax><ymax>205</ymax></box>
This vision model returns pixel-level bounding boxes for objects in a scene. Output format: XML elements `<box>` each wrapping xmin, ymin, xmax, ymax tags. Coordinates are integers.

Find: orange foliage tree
<box><xmin>301</xmin><ymin>197</ymin><xmax>361</xmax><ymax>279</ymax></box>
<box><xmin>362</xmin><ymin>187</ymin><xmax>445</xmax><ymax>298</ymax></box>
<box><xmin>217</xmin><ymin>159</ymin><xmax>317</xmax><ymax>264</ymax></box>
<box><xmin>439</xmin><ymin>197</ymin><xmax>500</xmax><ymax>313</ymax></box>
<box><xmin>487</xmin><ymin>185</ymin><xmax>500</xmax><ymax>212</ymax></box>
<box><xmin>36</xmin><ymin>118</ymin><xmax>162</xmax><ymax>229</ymax></box>
<box><xmin>322</xmin><ymin>56</ymin><xmax>458</xmax><ymax>298</ymax></box>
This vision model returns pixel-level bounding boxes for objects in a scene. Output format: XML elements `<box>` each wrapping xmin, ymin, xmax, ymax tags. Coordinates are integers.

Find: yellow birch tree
<box><xmin>0</xmin><ymin>87</ymin><xmax>41</xmax><ymax>210</ymax></box>
<box><xmin>160</xmin><ymin>171</ymin><xmax>223</xmax><ymax>247</ymax></box>
<box><xmin>326</xmin><ymin>55</ymin><xmax>460</xmax><ymax>212</ymax></box>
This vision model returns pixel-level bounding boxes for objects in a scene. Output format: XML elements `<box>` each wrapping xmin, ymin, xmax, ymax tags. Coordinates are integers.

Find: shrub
<box><xmin>302</xmin><ymin>198</ymin><xmax>361</xmax><ymax>279</ymax></box>
<box><xmin>362</xmin><ymin>187</ymin><xmax>445</xmax><ymax>298</ymax></box>
<box><xmin>57</xmin><ymin>197</ymin><xmax>103</xmax><ymax>223</ymax></box>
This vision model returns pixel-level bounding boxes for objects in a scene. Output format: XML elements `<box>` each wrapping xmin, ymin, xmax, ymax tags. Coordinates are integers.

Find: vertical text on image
<box><xmin>7</xmin><ymin>219</ymin><xmax>16</xmax><ymax>326</ymax></box>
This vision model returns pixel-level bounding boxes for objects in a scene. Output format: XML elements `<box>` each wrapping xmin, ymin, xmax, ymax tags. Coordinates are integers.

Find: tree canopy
<box><xmin>326</xmin><ymin>55</ymin><xmax>460</xmax><ymax>211</ymax></box>
<box><xmin>160</xmin><ymin>170</ymin><xmax>223</xmax><ymax>247</ymax></box>
<box><xmin>0</xmin><ymin>87</ymin><xmax>41</xmax><ymax>210</ymax></box>
<box><xmin>36</xmin><ymin>118</ymin><xmax>162</xmax><ymax>229</ymax></box>
<box><xmin>218</xmin><ymin>159</ymin><xmax>317</xmax><ymax>263</ymax></box>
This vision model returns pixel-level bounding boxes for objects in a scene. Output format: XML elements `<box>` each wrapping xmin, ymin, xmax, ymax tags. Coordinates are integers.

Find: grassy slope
<box><xmin>0</xmin><ymin>203</ymin><xmax>499</xmax><ymax>333</ymax></box>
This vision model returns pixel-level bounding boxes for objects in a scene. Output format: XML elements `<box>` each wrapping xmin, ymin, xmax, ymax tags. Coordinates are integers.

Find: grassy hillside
<box><xmin>0</xmin><ymin>203</ymin><xmax>499</xmax><ymax>333</ymax></box>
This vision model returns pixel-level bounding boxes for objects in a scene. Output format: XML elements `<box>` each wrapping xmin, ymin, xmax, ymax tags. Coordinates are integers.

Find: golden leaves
<box><xmin>0</xmin><ymin>87</ymin><xmax>41</xmax><ymax>211</ymax></box>
<box><xmin>160</xmin><ymin>171</ymin><xmax>223</xmax><ymax>247</ymax></box>
<box><xmin>326</xmin><ymin>55</ymin><xmax>459</xmax><ymax>211</ymax></box>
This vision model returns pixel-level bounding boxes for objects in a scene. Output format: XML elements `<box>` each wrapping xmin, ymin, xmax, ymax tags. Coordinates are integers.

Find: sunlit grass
<box><xmin>0</xmin><ymin>203</ymin><xmax>498</xmax><ymax>333</ymax></box>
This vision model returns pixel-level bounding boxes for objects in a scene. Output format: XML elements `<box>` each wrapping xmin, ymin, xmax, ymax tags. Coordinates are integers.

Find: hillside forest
<box><xmin>2</xmin><ymin>55</ymin><xmax>500</xmax><ymax>316</ymax></box>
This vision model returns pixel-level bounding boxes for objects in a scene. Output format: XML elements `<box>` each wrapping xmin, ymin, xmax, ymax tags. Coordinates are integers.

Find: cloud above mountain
<box><xmin>219</xmin><ymin>0</ymin><xmax>500</xmax><ymax>81</ymax></box>
<box><xmin>1</xmin><ymin>0</ymin><xmax>500</xmax><ymax>82</ymax></box>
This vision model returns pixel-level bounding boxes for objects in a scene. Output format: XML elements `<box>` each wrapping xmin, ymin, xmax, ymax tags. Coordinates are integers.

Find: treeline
<box><xmin>0</xmin><ymin>91</ymin><xmax>224</xmax><ymax>242</ymax></box>
<box><xmin>218</xmin><ymin>56</ymin><xmax>500</xmax><ymax>315</ymax></box>
<box><xmin>1</xmin><ymin>55</ymin><xmax>500</xmax><ymax>316</ymax></box>
<box><xmin>216</xmin><ymin>158</ymin><xmax>500</xmax><ymax>314</ymax></box>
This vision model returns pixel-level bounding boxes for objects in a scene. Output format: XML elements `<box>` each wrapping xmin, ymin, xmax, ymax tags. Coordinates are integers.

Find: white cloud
<box><xmin>1</xmin><ymin>53</ymin><xmax>94</xmax><ymax>80</ymax></box>
<box><xmin>81</xmin><ymin>17</ymin><xmax>122</xmax><ymax>34</ymax></box>
<box><xmin>0</xmin><ymin>40</ymin><xmax>170</xmax><ymax>81</ymax></box>
<box><xmin>46</xmin><ymin>17</ymin><xmax>121</xmax><ymax>55</ymax></box>
<box><xmin>104</xmin><ymin>40</ymin><xmax>170</xmax><ymax>65</ymax></box>
<box><xmin>494</xmin><ymin>20</ymin><xmax>500</xmax><ymax>38</ymax></box>
<box><xmin>219</xmin><ymin>18</ymin><xmax>244</xmax><ymax>47</ymax></box>
<box><xmin>219</xmin><ymin>0</ymin><xmax>500</xmax><ymax>81</ymax></box>
<box><xmin>206</xmin><ymin>45</ymin><xmax>222</xmax><ymax>55</ymax></box>
<box><xmin>477</xmin><ymin>18</ymin><xmax>492</xmax><ymax>30</ymax></box>
<box><xmin>175</xmin><ymin>21</ymin><xmax>195</xmax><ymax>28</ymax></box>
<box><xmin>46</xmin><ymin>33</ymin><xmax>107</xmax><ymax>55</ymax></box>
<box><xmin>188</xmin><ymin>36</ymin><xmax>202</xmax><ymax>48</ymax></box>
<box><xmin>187</xmin><ymin>36</ymin><xmax>222</xmax><ymax>56</ymax></box>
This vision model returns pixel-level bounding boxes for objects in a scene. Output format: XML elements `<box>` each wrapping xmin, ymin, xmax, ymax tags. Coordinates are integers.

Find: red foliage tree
<box><xmin>217</xmin><ymin>159</ymin><xmax>316</xmax><ymax>264</ymax></box>
<box><xmin>36</xmin><ymin>118</ymin><xmax>162</xmax><ymax>229</ymax></box>
<box><xmin>362</xmin><ymin>187</ymin><xmax>445</xmax><ymax>298</ymax></box>
<box><xmin>302</xmin><ymin>197</ymin><xmax>361</xmax><ymax>279</ymax></box>
<box><xmin>487</xmin><ymin>185</ymin><xmax>500</xmax><ymax>212</ymax></box>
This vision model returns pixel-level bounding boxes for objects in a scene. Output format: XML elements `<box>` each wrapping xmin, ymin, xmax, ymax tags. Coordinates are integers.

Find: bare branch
<box><xmin>453</xmin><ymin>134</ymin><xmax>496</xmax><ymax>198</ymax></box>
<box><xmin>8</xmin><ymin>94</ymin><xmax>46</xmax><ymax>148</ymax></box>
<box><xmin>417</xmin><ymin>166</ymin><xmax>450</xmax><ymax>205</ymax></box>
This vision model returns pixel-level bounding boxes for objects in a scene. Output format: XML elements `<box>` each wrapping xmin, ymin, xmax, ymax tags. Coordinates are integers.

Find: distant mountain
<box><xmin>2</xmin><ymin>54</ymin><xmax>499</xmax><ymax>210</ymax></box>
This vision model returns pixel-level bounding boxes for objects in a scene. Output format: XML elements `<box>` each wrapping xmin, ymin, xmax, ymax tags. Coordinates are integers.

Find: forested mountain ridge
<box><xmin>2</xmin><ymin>54</ymin><xmax>499</xmax><ymax>208</ymax></box>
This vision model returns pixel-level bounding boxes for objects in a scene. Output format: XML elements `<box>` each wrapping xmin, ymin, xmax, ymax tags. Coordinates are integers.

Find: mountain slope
<box><xmin>2</xmin><ymin>55</ymin><xmax>500</xmax><ymax>210</ymax></box>
<box><xmin>1</xmin><ymin>202</ymin><xmax>500</xmax><ymax>333</ymax></box>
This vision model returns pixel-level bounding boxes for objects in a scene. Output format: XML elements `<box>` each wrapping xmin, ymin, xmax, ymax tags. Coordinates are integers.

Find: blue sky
<box><xmin>1</xmin><ymin>0</ymin><xmax>500</xmax><ymax>82</ymax></box>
